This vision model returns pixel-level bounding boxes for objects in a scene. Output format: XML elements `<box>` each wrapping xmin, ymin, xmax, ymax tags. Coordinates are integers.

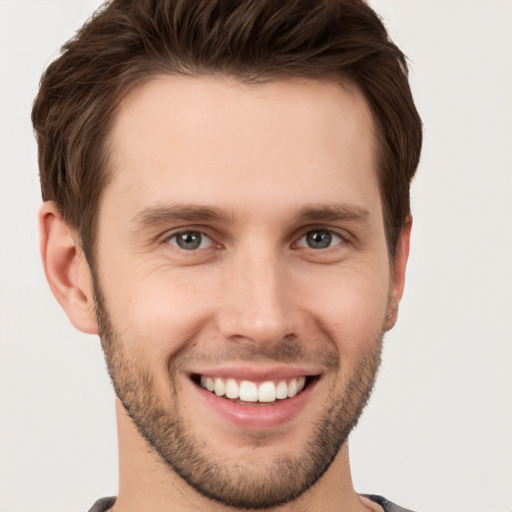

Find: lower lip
<box><xmin>193</xmin><ymin>379</ymin><xmax>318</xmax><ymax>429</ymax></box>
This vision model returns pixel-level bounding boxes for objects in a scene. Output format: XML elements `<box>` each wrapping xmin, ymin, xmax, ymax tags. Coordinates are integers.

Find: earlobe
<box><xmin>385</xmin><ymin>216</ymin><xmax>412</xmax><ymax>331</ymax></box>
<box><xmin>39</xmin><ymin>202</ymin><xmax>99</xmax><ymax>334</ymax></box>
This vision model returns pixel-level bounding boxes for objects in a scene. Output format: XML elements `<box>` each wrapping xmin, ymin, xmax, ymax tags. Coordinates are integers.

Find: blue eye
<box><xmin>167</xmin><ymin>231</ymin><xmax>213</xmax><ymax>250</ymax></box>
<box><xmin>297</xmin><ymin>229</ymin><xmax>343</xmax><ymax>249</ymax></box>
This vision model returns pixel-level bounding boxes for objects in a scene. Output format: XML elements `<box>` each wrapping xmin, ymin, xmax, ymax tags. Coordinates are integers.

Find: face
<box><xmin>92</xmin><ymin>76</ymin><xmax>399</xmax><ymax>509</ymax></box>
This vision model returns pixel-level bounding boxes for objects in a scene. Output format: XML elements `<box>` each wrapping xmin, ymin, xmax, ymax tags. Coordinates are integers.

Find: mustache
<box><xmin>171</xmin><ymin>337</ymin><xmax>339</xmax><ymax>372</ymax></box>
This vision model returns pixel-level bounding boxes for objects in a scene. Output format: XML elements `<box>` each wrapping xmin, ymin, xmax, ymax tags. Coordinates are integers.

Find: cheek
<box><xmin>299</xmin><ymin>263</ymin><xmax>390</xmax><ymax>354</ymax></box>
<box><xmin>98</xmin><ymin>246</ymin><xmax>390</xmax><ymax>366</ymax></box>
<box><xmin>100</xmin><ymin>267</ymin><xmax>217</xmax><ymax>365</ymax></box>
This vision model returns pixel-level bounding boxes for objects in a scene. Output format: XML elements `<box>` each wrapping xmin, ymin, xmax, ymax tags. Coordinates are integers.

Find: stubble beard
<box><xmin>92</xmin><ymin>276</ymin><xmax>384</xmax><ymax>510</ymax></box>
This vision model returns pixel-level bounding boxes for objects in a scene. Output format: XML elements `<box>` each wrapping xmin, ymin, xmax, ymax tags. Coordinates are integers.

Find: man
<box><xmin>32</xmin><ymin>0</ymin><xmax>422</xmax><ymax>510</ymax></box>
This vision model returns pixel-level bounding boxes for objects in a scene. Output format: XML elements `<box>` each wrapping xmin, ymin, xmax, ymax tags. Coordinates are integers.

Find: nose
<box><xmin>216</xmin><ymin>249</ymin><xmax>300</xmax><ymax>346</ymax></box>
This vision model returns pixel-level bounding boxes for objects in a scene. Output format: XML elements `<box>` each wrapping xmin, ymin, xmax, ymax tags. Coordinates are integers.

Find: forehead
<box><xmin>103</xmin><ymin>75</ymin><xmax>380</xmax><ymax>222</ymax></box>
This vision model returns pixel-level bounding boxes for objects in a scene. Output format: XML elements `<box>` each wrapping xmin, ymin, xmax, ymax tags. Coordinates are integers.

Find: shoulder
<box><xmin>363</xmin><ymin>494</ymin><xmax>418</xmax><ymax>512</ymax></box>
<box><xmin>87</xmin><ymin>497</ymin><xmax>116</xmax><ymax>512</ymax></box>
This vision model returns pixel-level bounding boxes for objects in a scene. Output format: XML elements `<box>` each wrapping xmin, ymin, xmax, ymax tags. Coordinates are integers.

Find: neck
<box><xmin>112</xmin><ymin>399</ymin><xmax>377</xmax><ymax>512</ymax></box>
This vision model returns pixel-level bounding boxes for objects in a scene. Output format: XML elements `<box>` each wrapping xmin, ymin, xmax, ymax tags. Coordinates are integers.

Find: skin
<box><xmin>40</xmin><ymin>75</ymin><xmax>411</xmax><ymax>512</ymax></box>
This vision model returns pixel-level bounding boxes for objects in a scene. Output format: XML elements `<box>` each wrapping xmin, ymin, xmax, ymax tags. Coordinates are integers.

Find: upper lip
<box><xmin>187</xmin><ymin>364</ymin><xmax>323</xmax><ymax>382</ymax></box>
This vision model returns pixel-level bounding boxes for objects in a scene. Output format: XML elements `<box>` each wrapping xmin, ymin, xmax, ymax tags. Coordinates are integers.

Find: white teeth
<box><xmin>239</xmin><ymin>380</ymin><xmax>258</xmax><ymax>402</ymax></box>
<box><xmin>276</xmin><ymin>380</ymin><xmax>288</xmax><ymax>399</ymax></box>
<box><xmin>258</xmin><ymin>381</ymin><xmax>276</xmax><ymax>402</ymax></box>
<box><xmin>287</xmin><ymin>378</ymin><xmax>298</xmax><ymax>398</ymax></box>
<box><xmin>199</xmin><ymin>375</ymin><xmax>309</xmax><ymax>402</ymax></box>
<box><xmin>225</xmin><ymin>378</ymin><xmax>239</xmax><ymax>399</ymax></box>
<box><xmin>214</xmin><ymin>377</ymin><xmax>225</xmax><ymax>397</ymax></box>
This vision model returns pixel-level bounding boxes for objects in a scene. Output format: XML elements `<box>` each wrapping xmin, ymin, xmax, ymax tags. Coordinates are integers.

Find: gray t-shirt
<box><xmin>88</xmin><ymin>495</ymin><xmax>417</xmax><ymax>511</ymax></box>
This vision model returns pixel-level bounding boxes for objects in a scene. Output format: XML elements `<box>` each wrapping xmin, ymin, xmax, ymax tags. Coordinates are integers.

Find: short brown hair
<box><xmin>32</xmin><ymin>0</ymin><xmax>422</xmax><ymax>261</ymax></box>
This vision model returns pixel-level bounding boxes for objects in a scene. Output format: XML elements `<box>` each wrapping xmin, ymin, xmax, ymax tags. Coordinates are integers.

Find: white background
<box><xmin>0</xmin><ymin>1</ymin><xmax>511</xmax><ymax>511</ymax></box>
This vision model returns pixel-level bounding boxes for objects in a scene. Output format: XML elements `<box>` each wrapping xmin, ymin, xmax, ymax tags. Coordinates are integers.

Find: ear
<box><xmin>39</xmin><ymin>202</ymin><xmax>99</xmax><ymax>334</ymax></box>
<box><xmin>385</xmin><ymin>216</ymin><xmax>412</xmax><ymax>331</ymax></box>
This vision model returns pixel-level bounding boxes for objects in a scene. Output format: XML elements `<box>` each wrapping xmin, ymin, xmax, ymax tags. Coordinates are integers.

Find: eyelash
<box><xmin>295</xmin><ymin>228</ymin><xmax>345</xmax><ymax>250</ymax></box>
<box><xmin>166</xmin><ymin>230</ymin><xmax>215</xmax><ymax>251</ymax></box>
<box><xmin>164</xmin><ymin>226</ymin><xmax>347</xmax><ymax>252</ymax></box>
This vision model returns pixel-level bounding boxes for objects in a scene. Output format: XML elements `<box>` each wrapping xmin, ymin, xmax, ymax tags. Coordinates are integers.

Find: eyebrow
<box><xmin>294</xmin><ymin>203</ymin><xmax>370</xmax><ymax>223</ymax></box>
<box><xmin>131</xmin><ymin>203</ymin><xmax>235</xmax><ymax>228</ymax></box>
<box><xmin>131</xmin><ymin>202</ymin><xmax>370</xmax><ymax>229</ymax></box>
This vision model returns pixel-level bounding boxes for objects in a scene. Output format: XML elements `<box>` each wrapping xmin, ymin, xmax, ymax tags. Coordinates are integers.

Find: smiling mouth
<box><xmin>191</xmin><ymin>374</ymin><xmax>316</xmax><ymax>404</ymax></box>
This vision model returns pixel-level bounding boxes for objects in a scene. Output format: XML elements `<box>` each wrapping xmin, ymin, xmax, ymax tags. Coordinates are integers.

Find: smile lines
<box><xmin>199</xmin><ymin>376</ymin><xmax>307</xmax><ymax>403</ymax></box>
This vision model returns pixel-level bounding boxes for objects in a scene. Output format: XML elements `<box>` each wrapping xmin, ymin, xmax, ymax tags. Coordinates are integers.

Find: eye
<box><xmin>167</xmin><ymin>231</ymin><xmax>213</xmax><ymax>251</ymax></box>
<box><xmin>296</xmin><ymin>229</ymin><xmax>343</xmax><ymax>250</ymax></box>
